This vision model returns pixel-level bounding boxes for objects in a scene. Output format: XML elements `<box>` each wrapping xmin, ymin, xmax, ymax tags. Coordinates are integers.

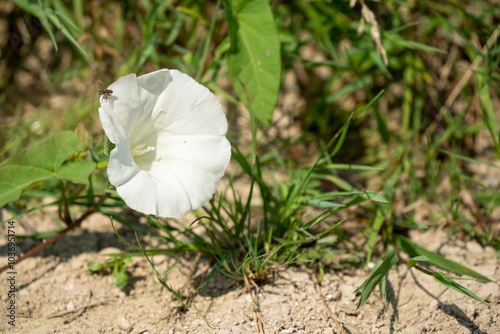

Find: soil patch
<box><xmin>0</xmin><ymin>212</ymin><xmax>498</xmax><ymax>333</ymax></box>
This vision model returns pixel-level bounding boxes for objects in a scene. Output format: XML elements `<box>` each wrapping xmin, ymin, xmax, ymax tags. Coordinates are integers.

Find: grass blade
<box><xmin>432</xmin><ymin>272</ymin><xmax>491</xmax><ymax>308</ymax></box>
<box><xmin>393</xmin><ymin>234</ymin><xmax>492</xmax><ymax>282</ymax></box>
<box><xmin>355</xmin><ymin>250</ymin><xmax>398</xmax><ymax>309</ymax></box>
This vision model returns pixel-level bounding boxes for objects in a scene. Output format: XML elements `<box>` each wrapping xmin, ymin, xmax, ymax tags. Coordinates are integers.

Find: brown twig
<box><xmin>436</xmin><ymin>24</ymin><xmax>500</xmax><ymax>122</ymax></box>
<box><xmin>311</xmin><ymin>265</ymin><xmax>346</xmax><ymax>334</ymax></box>
<box><xmin>319</xmin><ymin>294</ymin><xmax>346</xmax><ymax>334</ymax></box>
<box><xmin>47</xmin><ymin>300</ymin><xmax>110</xmax><ymax>319</ymax></box>
<box><xmin>243</xmin><ymin>272</ymin><xmax>265</xmax><ymax>333</ymax></box>
<box><xmin>0</xmin><ymin>195</ymin><xmax>107</xmax><ymax>274</ymax></box>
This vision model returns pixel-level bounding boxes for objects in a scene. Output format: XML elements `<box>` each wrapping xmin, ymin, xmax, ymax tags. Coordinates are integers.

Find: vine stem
<box><xmin>59</xmin><ymin>180</ymin><xmax>72</xmax><ymax>226</ymax></box>
<box><xmin>0</xmin><ymin>195</ymin><xmax>107</xmax><ymax>275</ymax></box>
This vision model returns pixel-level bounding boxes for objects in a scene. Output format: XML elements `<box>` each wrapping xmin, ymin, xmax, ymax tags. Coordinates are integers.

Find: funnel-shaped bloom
<box><xmin>98</xmin><ymin>69</ymin><xmax>231</xmax><ymax>218</ymax></box>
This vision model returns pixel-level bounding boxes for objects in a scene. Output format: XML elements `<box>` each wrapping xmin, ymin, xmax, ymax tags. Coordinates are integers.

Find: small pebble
<box><xmin>118</xmin><ymin>317</ymin><xmax>131</xmax><ymax>330</ymax></box>
<box><xmin>66</xmin><ymin>301</ymin><xmax>75</xmax><ymax>311</ymax></box>
<box><xmin>337</xmin><ymin>301</ymin><xmax>358</xmax><ymax>316</ymax></box>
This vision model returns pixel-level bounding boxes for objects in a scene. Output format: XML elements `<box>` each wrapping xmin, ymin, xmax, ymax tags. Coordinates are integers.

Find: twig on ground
<box><xmin>244</xmin><ymin>272</ymin><xmax>265</xmax><ymax>333</ymax></box>
<box><xmin>311</xmin><ymin>266</ymin><xmax>347</xmax><ymax>334</ymax></box>
<box><xmin>47</xmin><ymin>300</ymin><xmax>110</xmax><ymax>319</ymax></box>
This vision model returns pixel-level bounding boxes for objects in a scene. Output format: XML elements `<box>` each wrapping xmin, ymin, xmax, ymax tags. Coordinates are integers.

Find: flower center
<box><xmin>130</xmin><ymin>144</ymin><xmax>155</xmax><ymax>157</ymax></box>
<box><xmin>130</xmin><ymin>144</ymin><xmax>156</xmax><ymax>171</ymax></box>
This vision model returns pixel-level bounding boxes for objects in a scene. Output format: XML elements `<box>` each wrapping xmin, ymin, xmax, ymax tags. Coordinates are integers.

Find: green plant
<box><xmin>2</xmin><ymin>0</ymin><xmax>497</xmax><ymax>319</ymax></box>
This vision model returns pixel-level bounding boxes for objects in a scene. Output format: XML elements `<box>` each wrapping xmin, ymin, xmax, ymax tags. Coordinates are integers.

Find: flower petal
<box><xmin>152</xmin><ymin>70</ymin><xmax>228</xmax><ymax>136</ymax></box>
<box><xmin>149</xmin><ymin>164</ymin><xmax>194</xmax><ymax>217</ymax></box>
<box><xmin>152</xmin><ymin>159</ymin><xmax>221</xmax><ymax>210</ymax></box>
<box><xmin>98</xmin><ymin>106</ymin><xmax>129</xmax><ymax>145</ymax></box>
<box><xmin>100</xmin><ymin>73</ymin><xmax>142</xmax><ymax>137</ymax></box>
<box><xmin>155</xmin><ymin>134</ymin><xmax>231</xmax><ymax>175</ymax></box>
<box><xmin>107</xmin><ymin>143</ymin><xmax>139</xmax><ymax>188</ymax></box>
<box><xmin>115</xmin><ymin>170</ymin><xmax>159</xmax><ymax>216</ymax></box>
<box><xmin>136</xmin><ymin>69</ymin><xmax>171</xmax><ymax>121</ymax></box>
<box><xmin>151</xmin><ymin>135</ymin><xmax>231</xmax><ymax>212</ymax></box>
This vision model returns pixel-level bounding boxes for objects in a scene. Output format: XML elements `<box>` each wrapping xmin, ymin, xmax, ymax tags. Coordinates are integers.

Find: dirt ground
<box><xmin>0</xmin><ymin>209</ymin><xmax>498</xmax><ymax>334</ymax></box>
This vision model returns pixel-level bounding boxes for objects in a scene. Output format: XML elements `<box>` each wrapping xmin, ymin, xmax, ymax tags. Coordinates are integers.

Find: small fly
<box><xmin>98</xmin><ymin>82</ymin><xmax>113</xmax><ymax>101</ymax></box>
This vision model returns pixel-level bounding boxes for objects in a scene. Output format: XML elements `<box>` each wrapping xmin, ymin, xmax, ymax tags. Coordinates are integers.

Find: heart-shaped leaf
<box><xmin>0</xmin><ymin>131</ymin><xmax>95</xmax><ymax>207</ymax></box>
<box><xmin>225</xmin><ymin>0</ymin><xmax>281</xmax><ymax>125</ymax></box>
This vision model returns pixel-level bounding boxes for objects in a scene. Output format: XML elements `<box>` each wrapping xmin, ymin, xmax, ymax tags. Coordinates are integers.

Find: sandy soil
<box><xmin>0</xmin><ymin>210</ymin><xmax>498</xmax><ymax>334</ymax></box>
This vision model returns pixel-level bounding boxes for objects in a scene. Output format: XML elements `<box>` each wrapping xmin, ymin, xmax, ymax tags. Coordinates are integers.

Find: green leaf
<box><xmin>373</xmin><ymin>107</ymin><xmax>390</xmax><ymax>143</ymax></box>
<box><xmin>310</xmin><ymin>191</ymin><xmax>387</xmax><ymax>204</ymax></box>
<box><xmin>274</xmin><ymin>219</ymin><xmax>345</xmax><ymax>247</ymax></box>
<box><xmin>113</xmin><ymin>262</ymin><xmax>128</xmax><ymax>289</ymax></box>
<box><xmin>393</xmin><ymin>234</ymin><xmax>492</xmax><ymax>283</ymax></box>
<box><xmin>408</xmin><ymin>256</ymin><xmax>431</xmax><ymax>267</ymax></box>
<box><xmin>438</xmin><ymin>149</ymin><xmax>500</xmax><ymax>170</ymax></box>
<box><xmin>225</xmin><ymin>0</ymin><xmax>281</xmax><ymax>125</ymax></box>
<box><xmin>326</xmin><ymin>76</ymin><xmax>373</xmax><ymax>103</ymax></box>
<box><xmin>319</xmin><ymin>163</ymin><xmax>384</xmax><ymax>171</ymax></box>
<box><xmin>163</xmin><ymin>258</ymin><xmax>181</xmax><ymax>277</ymax></box>
<box><xmin>365</xmin><ymin>163</ymin><xmax>401</xmax><ymax>265</ymax></box>
<box><xmin>0</xmin><ymin>131</ymin><xmax>95</xmax><ymax>207</ymax></box>
<box><xmin>384</xmin><ymin>31</ymin><xmax>447</xmax><ymax>54</ymax></box>
<box><xmin>476</xmin><ymin>192</ymin><xmax>500</xmax><ymax>206</ymax></box>
<box><xmin>432</xmin><ymin>272</ymin><xmax>491</xmax><ymax>308</ymax></box>
<box><xmin>11</xmin><ymin>0</ymin><xmax>86</xmax><ymax>60</ymax></box>
<box><xmin>303</xmin><ymin>199</ymin><xmax>344</xmax><ymax>208</ymax></box>
<box><xmin>355</xmin><ymin>250</ymin><xmax>398</xmax><ymax>309</ymax></box>
<box><xmin>11</xmin><ymin>0</ymin><xmax>58</xmax><ymax>50</ymax></box>
<box><xmin>408</xmin><ymin>257</ymin><xmax>491</xmax><ymax>307</ymax></box>
<box><xmin>87</xmin><ymin>261</ymin><xmax>103</xmax><ymax>273</ymax></box>
<box><xmin>58</xmin><ymin>159</ymin><xmax>96</xmax><ymax>184</ymax></box>
<box><xmin>393</xmin><ymin>215</ymin><xmax>430</xmax><ymax>231</ymax></box>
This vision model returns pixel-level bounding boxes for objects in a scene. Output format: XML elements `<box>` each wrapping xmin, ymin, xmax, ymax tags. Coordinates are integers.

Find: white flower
<box><xmin>98</xmin><ymin>69</ymin><xmax>231</xmax><ymax>218</ymax></box>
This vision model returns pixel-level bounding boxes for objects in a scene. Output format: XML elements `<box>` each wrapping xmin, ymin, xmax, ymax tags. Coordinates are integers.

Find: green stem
<box><xmin>414</xmin><ymin>264</ymin><xmax>435</xmax><ymax>276</ymax></box>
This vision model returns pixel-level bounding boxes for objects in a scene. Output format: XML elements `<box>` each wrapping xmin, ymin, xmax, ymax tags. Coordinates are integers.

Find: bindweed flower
<box><xmin>98</xmin><ymin>69</ymin><xmax>231</xmax><ymax>218</ymax></box>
